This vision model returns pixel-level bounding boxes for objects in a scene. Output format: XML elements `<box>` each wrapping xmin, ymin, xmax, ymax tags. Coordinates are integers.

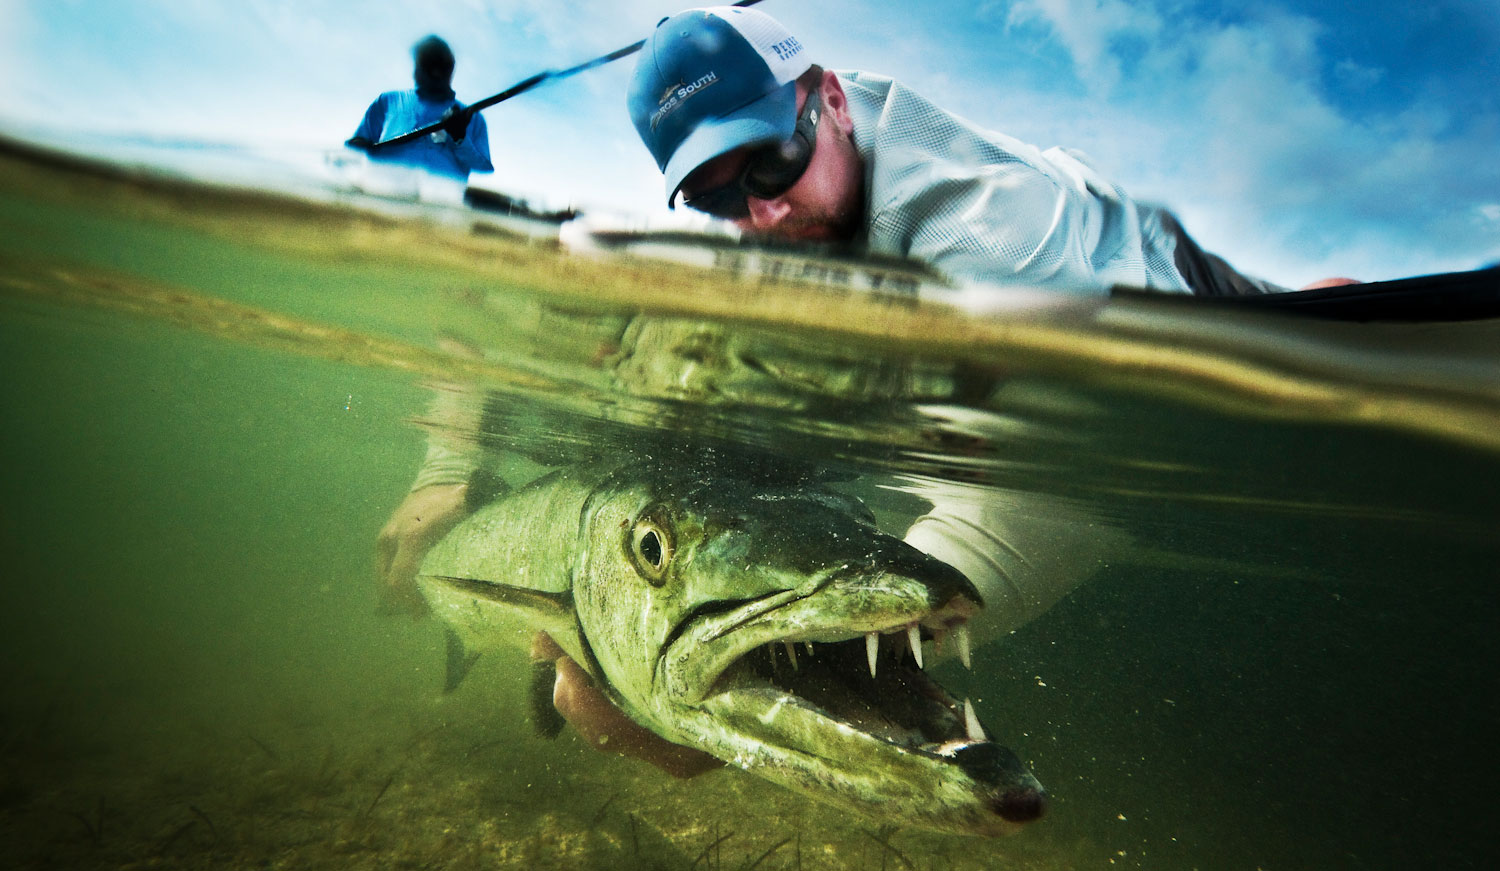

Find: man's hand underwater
<box><xmin>530</xmin><ymin>632</ymin><xmax>723</xmax><ymax>779</ymax></box>
<box><xmin>374</xmin><ymin>483</ymin><xmax>471</xmax><ymax>617</ymax></box>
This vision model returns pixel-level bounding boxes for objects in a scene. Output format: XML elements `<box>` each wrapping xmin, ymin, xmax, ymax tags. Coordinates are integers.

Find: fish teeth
<box><xmin>956</xmin><ymin>624</ymin><xmax>972</xmax><ymax>670</ymax></box>
<box><xmin>963</xmin><ymin>698</ymin><xmax>987</xmax><ymax>742</ymax></box>
<box><xmin>866</xmin><ymin>632</ymin><xmax>879</xmax><ymax>678</ymax></box>
<box><xmin>907</xmin><ymin>625</ymin><xmax>924</xmax><ymax>670</ymax></box>
<box><xmin>783</xmin><ymin>641</ymin><xmax>798</xmax><ymax>671</ymax></box>
<box><xmin>804</xmin><ymin>641</ymin><xmax>814</xmax><ymax>657</ymax></box>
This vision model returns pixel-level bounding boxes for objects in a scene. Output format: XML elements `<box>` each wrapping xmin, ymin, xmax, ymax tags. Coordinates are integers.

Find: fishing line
<box><xmin>369</xmin><ymin>0</ymin><xmax>769</xmax><ymax>151</ymax></box>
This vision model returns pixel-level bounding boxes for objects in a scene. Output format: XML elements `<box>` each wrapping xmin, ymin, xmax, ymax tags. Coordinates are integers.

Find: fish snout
<box><xmin>991</xmin><ymin>784</ymin><xmax>1049</xmax><ymax>823</ymax></box>
<box><xmin>915</xmin><ymin>552</ymin><xmax>985</xmax><ymax>625</ymax></box>
<box><xmin>950</xmin><ymin>742</ymin><xmax>1049</xmax><ymax>824</ymax></box>
<box><xmin>850</xmin><ymin>539</ymin><xmax>985</xmax><ymax>614</ymax></box>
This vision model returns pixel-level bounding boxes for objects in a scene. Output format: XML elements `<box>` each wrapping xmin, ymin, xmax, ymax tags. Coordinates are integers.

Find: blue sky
<box><xmin>2</xmin><ymin>0</ymin><xmax>1496</xmax><ymax>286</ymax></box>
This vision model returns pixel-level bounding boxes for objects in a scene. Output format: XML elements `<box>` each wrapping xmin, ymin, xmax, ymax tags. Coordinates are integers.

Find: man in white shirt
<box><xmin>626</xmin><ymin>7</ymin><xmax>1346</xmax><ymax>296</ymax></box>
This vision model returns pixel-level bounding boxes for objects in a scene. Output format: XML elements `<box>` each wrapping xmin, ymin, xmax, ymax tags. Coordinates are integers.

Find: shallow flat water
<box><xmin>1</xmin><ymin>140</ymin><xmax>1497</xmax><ymax>870</ymax></box>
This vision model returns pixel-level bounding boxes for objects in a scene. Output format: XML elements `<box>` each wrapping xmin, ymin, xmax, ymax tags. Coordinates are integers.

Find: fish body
<box><xmin>419</xmin><ymin>461</ymin><xmax>1045</xmax><ymax>836</ymax></box>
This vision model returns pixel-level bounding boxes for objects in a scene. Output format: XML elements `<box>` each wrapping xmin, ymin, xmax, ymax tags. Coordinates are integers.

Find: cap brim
<box><xmin>663</xmin><ymin>80</ymin><xmax>798</xmax><ymax>208</ymax></box>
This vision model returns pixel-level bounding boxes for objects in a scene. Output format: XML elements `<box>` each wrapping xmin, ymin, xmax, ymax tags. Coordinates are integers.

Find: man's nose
<box><xmin>743</xmin><ymin>195</ymin><xmax>791</xmax><ymax>229</ymax></box>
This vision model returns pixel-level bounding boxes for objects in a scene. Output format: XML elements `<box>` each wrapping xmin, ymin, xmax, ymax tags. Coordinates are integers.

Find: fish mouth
<box><xmin>660</xmin><ymin>569</ymin><xmax>1047</xmax><ymax>834</ymax></box>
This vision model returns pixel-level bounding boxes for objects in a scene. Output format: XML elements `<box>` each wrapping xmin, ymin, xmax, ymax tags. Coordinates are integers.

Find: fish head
<box><xmin>570</xmin><ymin>467</ymin><xmax>1046</xmax><ymax>836</ymax></box>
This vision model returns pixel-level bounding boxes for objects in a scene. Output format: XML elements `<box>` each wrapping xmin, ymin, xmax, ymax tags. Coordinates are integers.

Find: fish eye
<box><xmin>629</xmin><ymin>514</ymin><xmax>673</xmax><ymax>585</ymax></box>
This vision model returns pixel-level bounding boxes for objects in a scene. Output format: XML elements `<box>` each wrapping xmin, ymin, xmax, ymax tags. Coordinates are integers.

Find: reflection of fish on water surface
<box><xmin>418</xmin><ymin>459</ymin><xmax>1048</xmax><ymax>837</ymax></box>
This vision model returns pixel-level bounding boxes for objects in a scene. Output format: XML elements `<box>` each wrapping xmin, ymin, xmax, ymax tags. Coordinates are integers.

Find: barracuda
<box><xmin>418</xmin><ymin>461</ymin><xmax>1046</xmax><ymax>836</ymax></box>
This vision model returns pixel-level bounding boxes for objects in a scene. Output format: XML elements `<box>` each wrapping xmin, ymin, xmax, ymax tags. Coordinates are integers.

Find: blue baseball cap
<box><xmin>627</xmin><ymin>6</ymin><xmax>812</xmax><ymax>207</ymax></box>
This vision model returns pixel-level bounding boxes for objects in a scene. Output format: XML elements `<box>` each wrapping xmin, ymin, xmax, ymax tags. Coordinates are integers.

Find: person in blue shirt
<box><xmin>346</xmin><ymin>35</ymin><xmax>493</xmax><ymax>182</ymax></box>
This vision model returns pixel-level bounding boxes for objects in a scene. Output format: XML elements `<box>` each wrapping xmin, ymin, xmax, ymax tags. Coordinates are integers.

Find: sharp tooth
<box><xmin>783</xmin><ymin>641</ymin><xmax>798</xmax><ymax>671</ymax></box>
<box><xmin>866</xmin><ymin>632</ymin><xmax>879</xmax><ymax>678</ymax></box>
<box><xmin>907</xmin><ymin>625</ymin><xmax>924</xmax><ymax>669</ymax></box>
<box><xmin>963</xmin><ymin>698</ymin><xmax>987</xmax><ymax>742</ymax></box>
<box><xmin>804</xmin><ymin>641</ymin><xmax>814</xmax><ymax>657</ymax></box>
<box><xmin>768</xmin><ymin>643</ymin><xmax>779</xmax><ymax>675</ymax></box>
<box><xmin>956</xmin><ymin>624</ymin><xmax>972</xmax><ymax>670</ymax></box>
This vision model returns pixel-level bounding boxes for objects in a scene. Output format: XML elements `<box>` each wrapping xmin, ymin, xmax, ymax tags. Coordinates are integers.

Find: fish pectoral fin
<box><xmin>443</xmin><ymin>628</ymin><xmax>483</xmax><ymax>693</ymax></box>
<box><xmin>529</xmin><ymin>659</ymin><xmax>566</xmax><ymax>739</ymax></box>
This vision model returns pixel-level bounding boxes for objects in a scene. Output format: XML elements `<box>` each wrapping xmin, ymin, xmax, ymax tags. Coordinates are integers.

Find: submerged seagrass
<box><xmin>418</xmin><ymin>459</ymin><xmax>1047</xmax><ymax>836</ymax></box>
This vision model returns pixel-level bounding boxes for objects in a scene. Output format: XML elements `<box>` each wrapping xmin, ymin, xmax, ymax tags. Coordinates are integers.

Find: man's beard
<box><xmin>748</xmin><ymin>126</ymin><xmax>865</xmax><ymax>244</ymax></box>
<box><xmin>760</xmin><ymin>200</ymin><xmax>861</xmax><ymax>242</ymax></box>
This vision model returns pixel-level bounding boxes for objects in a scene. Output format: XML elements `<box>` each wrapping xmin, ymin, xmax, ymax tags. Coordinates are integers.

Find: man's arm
<box><xmin>531</xmin><ymin>633</ymin><xmax>722</xmax><ymax>778</ymax></box>
<box><xmin>872</xmin><ymin>164</ymin><xmax>1110</xmax><ymax>293</ymax></box>
<box><xmin>346</xmin><ymin>95</ymin><xmax>389</xmax><ymax>152</ymax></box>
<box><xmin>373</xmin><ymin>384</ymin><xmax>487</xmax><ymax>615</ymax></box>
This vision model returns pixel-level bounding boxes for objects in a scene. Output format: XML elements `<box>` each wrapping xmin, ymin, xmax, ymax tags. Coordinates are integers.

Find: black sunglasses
<box><xmin>682</xmin><ymin>88</ymin><xmax>823</xmax><ymax>220</ymax></box>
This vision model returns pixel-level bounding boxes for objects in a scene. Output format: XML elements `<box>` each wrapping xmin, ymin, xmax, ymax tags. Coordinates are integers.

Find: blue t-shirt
<box><xmin>350</xmin><ymin>90</ymin><xmax>494</xmax><ymax>181</ymax></box>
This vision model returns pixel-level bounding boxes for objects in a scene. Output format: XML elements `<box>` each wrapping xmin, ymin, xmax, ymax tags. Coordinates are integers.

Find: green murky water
<box><xmin>1</xmin><ymin>140</ymin><xmax>1497</xmax><ymax>869</ymax></box>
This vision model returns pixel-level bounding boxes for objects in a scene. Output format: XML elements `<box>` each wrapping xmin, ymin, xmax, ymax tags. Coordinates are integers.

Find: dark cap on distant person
<box><xmin>626</xmin><ymin>6</ymin><xmax>812</xmax><ymax>207</ymax></box>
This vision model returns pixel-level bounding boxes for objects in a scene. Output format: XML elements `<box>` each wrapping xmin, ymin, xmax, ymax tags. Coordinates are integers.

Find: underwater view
<box><xmin>1</xmin><ymin>137</ymin><xmax>1498</xmax><ymax>871</ymax></box>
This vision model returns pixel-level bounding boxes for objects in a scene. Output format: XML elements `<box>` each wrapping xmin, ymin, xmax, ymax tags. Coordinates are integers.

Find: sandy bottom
<box><xmin>0</xmin><ymin>660</ymin><xmax>1088</xmax><ymax>871</ymax></box>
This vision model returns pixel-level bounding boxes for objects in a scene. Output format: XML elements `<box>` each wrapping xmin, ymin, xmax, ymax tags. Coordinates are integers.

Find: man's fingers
<box><xmin>551</xmin><ymin>655</ymin><xmax>722</xmax><ymax>779</ymax></box>
<box><xmin>376</xmin><ymin>580</ymin><xmax>429</xmax><ymax>617</ymax></box>
<box><xmin>376</xmin><ymin>545</ymin><xmax>429</xmax><ymax>617</ymax></box>
<box><xmin>530</xmin><ymin>631</ymin><xmax>565</xmax><ymax>662</ymax></box>
<box><xmin>373</xmin><ymin>485</ymin><xmax>472</xmax><ymax>617</ymax></box>
<box><xmin>374</xmin><ymin>528</ymin><xmax>397</xmax><ymax>579</ymax></box>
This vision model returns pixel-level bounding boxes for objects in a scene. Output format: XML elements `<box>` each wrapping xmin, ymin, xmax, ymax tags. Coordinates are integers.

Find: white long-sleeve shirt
<box><xmin>840</xmin><ymin>70</ymin><xmax>1191</xmax><ymax>295</ymax></box>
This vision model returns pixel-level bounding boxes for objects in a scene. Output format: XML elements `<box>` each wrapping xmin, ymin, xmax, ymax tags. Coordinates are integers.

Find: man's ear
<box><xmin>820</xmin><ymin>71</ymin><xmax>855</xmax><ymax>136</ymax></box>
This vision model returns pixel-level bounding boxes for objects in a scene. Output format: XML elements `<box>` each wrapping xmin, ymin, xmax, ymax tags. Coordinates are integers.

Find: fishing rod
<box><xmin>1115</xmin><ymin>265</ymin><xmax>1500</xmax><ymax>322</ymax></box>
<box><xmin>369</xmin><ymin>0</ymin><xmax>768</xmax><ymax>152</ymax></box>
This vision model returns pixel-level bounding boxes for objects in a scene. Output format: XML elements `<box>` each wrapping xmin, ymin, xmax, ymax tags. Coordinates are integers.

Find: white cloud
<box><xmin>967</xmin><ymin>1</ymin><xmax>1497</xmax><ymax>281</ymax></box>
<box><xmin>1332</xmin><ymin>58</ymin><xmax>1383</xmax><ymax>91</ymax></box>
<box><xmin>1004</xmin><ymin>0</ymin><xmax>1163</xmax><ymax>95</ymax></box>
<box><xmin>0</xmin><ymin>0</ymin><xmax>43</xmax><ymax>124</ymax></box>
